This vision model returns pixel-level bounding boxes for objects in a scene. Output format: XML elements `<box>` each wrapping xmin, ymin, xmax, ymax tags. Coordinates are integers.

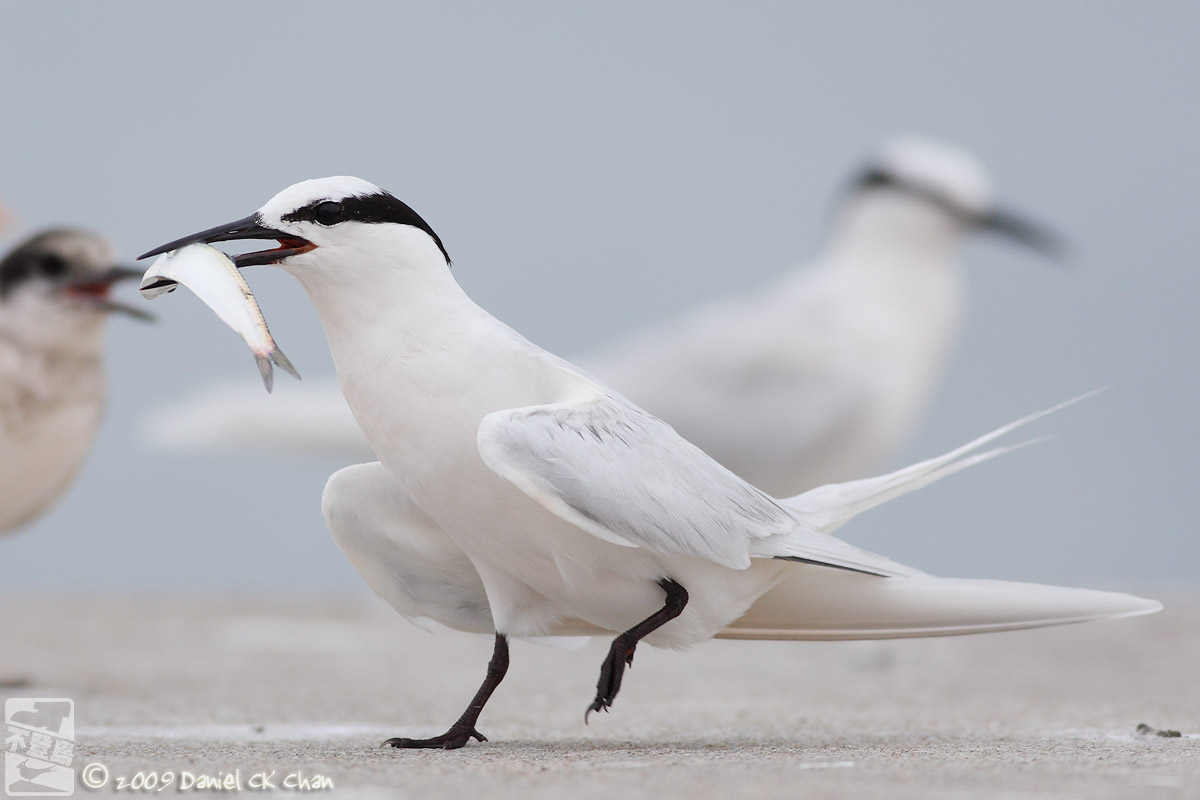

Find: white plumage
<box><xmin>141</xmin><ymin>176</ymin><xmax>1149</xmax><ymax>748</ymax></box>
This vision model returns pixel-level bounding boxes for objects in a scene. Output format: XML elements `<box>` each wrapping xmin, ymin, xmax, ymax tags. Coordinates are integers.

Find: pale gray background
<box><xmin>0</xmin><ymin>1</ymin><xmax>1196</xmax><ymax>591</ymax></box>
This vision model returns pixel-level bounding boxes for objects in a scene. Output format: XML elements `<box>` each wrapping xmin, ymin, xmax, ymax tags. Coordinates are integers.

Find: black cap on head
<box><xmin>282</xmin><ymin>191</ymin><xmax>451</xmax><ymax>266</ymax></box>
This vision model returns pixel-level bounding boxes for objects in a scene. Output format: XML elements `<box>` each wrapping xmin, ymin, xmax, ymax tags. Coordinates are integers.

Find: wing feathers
<box><xmin>479</xmin><ymin>391</ymin><xmax>1100</xmax><ymax>579</ymax></box>
<box><xmin>479</xmin><ymin>397</ymin><xmax>916</xmax><ymax>575</ymax></box>
<box><xmin>479</xmin><ymin>399</ymin><xmax>792</xmax><ymax>568</ymax></box>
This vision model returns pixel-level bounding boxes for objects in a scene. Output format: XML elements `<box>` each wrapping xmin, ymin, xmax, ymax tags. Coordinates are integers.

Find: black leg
<box><xmin>587</xmin><ymin>578</ymin><xmax>688</xmax><ymax>720</ymax></box>
<box><xmin>384</xmin><ymin>633</ymin><xmax>509</xmax><ymax>750</ymax></box>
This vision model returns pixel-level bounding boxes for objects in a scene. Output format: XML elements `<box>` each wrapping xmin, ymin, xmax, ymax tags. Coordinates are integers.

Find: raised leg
<box><xmin>384</xmin><ymin>633</ymin><xmax>509</xmax><ymax>750</ymax></box>
<box><xmin>587</xmin><ymin>578</ymin><xmax>688</xmax><ymax>719</ymax></box>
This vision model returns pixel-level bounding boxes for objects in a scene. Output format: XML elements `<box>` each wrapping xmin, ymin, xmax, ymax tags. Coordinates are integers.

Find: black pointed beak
<box><xmin>976</xmin><ymin>207</ymin><xmax>1067</xmax><ymax>261</ymax></box>
<box><xmin>137</xmin><ymin>214</ymin><xmax>314</xmax><ymax>268</ymax></box>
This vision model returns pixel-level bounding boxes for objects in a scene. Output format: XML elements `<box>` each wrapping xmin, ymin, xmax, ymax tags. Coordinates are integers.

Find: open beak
<box><xmin>137</xmin><ymin>214</ymin><xmax>315</xmax><ymax>268</ymax></box>
<box><xmin>65</xmin><ymin>266</ymin><xmax>155</xmax><ymax>321</ymax></box>
<box><xmin>976</xmin><ymin>207</ymin><xmax>1067</xmax><ymax>261</ymax></box>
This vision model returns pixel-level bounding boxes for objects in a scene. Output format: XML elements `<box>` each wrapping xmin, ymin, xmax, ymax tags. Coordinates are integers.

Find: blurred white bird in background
<box><xmin>143</xmin><ymin>137</ymin><xmax>1060</xmax><ymax>498</ymax></box>
<box><xmin>138</xmin><ymin>177</ymin><xmax>1148</xmax><ymax>749</ymax></box>
<box><xmin>592</xmin><ymin>137</ymin><xmax>1061</xmax><ymax>494</ymax></box>
<box><xmin>0</xmin><ymin>229</ymin><xmax>148</xmax><ymax>535</ymax></box>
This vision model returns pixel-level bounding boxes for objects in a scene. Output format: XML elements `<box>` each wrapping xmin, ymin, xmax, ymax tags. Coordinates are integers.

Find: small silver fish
<box><xmin>140</xmin><ymin>243</ymin><xmax>300</xmax><ymax>392</ymax></box>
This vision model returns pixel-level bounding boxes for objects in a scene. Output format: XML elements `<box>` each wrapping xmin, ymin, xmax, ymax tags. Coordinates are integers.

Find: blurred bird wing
<box><xmin>145</xmin><ymin>377</ymin><xmax>370</xmax><ymax>458</ymax></box>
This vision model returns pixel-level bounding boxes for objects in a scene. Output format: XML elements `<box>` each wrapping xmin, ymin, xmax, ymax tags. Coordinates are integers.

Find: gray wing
<box><xmin>477</xmin><ymin>396</ymin><xmax>795</xmax><ymax>569</ymax></box>
<box><xmin>477</xmin><ymin>394</ymin><xmax>918</xmax><ymax>577</ymax></box>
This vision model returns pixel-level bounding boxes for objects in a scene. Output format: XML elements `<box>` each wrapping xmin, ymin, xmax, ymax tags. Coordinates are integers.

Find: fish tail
<box><xmin>255</xmin><ymin>354</ymin><xmax>275</xmax><ymax>393</ymax></box>
<box><xmin>272</xmin><ymin>347</ymin><xmax>302</xmax><ymax>381</ymax></box>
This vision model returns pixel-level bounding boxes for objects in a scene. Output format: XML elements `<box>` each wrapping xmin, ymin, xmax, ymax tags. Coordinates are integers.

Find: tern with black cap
<box><xmin>142</xmin><ymin>176</ymin><xmax>1154</xmax><ymax>750</ymax></box>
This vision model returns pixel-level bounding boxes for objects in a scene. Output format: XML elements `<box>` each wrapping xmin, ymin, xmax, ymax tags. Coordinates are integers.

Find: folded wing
<box><xmin>477</xmin><ymin>394</ymin><xmax>915</xmax><ymax>576</ymax></box>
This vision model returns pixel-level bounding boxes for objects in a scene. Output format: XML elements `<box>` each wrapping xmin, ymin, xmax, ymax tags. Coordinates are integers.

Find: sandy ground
<box><xmin>2</xmin><ymin>590</ymin><xmax>1196</xmax><ymax>799</ymax></box>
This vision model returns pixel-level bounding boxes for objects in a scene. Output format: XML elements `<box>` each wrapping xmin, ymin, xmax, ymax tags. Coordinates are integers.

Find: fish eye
<box><xmin>40</xmin><ymin>255</ymin><xmax>67</xmax><ymax>277</ymax></box>
<box><xmin>314</xmin><ymin>201</ymin><xmax>345</xmax><ymax>226</ymax></box>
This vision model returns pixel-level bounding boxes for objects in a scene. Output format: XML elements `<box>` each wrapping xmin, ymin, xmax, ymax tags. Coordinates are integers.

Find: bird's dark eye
<box><xmin>40</xmin><ymin>255</ymin><xmax>67</xmax><ymax>277</ymax></box>
<box><xmin>314</xmin><ymin>201</ymin><xmax>345</xmax><ymax>226</ymax></box>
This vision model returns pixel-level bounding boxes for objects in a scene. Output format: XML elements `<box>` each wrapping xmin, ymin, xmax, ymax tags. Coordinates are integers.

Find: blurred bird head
<box><xmin>832</xmin><ymin>136</ymin><xmax>1064</xmax><ymax>262</ymax></box>
<box><xmin>0</xmin><ymin>228</ymin><xmax>149</xmax><ymax>345</ymax></box>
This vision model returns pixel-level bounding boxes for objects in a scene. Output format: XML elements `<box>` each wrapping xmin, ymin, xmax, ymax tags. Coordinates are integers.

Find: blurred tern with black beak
<box><xmin>0</xmin><ymin>229</ymin><xmax>149</xmax><ymax>534</ymax></box>
<box><xmin>592</xmin><ymin>136</ymin><xmax>1061</xmax><ymax>494</ymax></box>
<box><xmin>144</xmin><ymin>138</ymin><xmax>1062</xmax><ymax>498</ymax></box>
<box><xmin>141</xmin><ymin>177</ymin><xmax>1151</xmax><ymax>750</ymax></box>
